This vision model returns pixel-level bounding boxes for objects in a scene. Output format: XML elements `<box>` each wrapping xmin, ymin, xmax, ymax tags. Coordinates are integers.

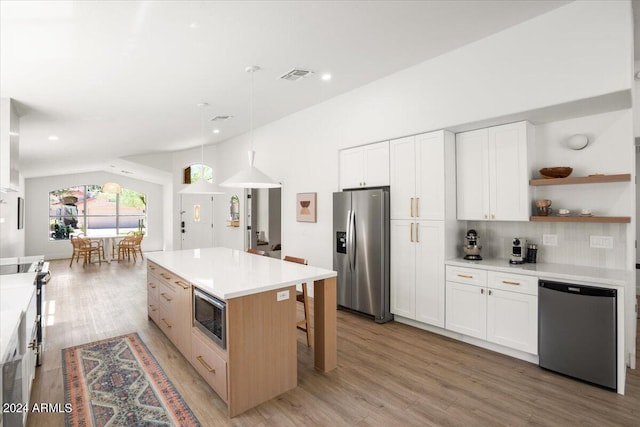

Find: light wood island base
<box><xmin>145</xmin><ymin>250</ymin><xmax>338</xmax><ymax>418</ymax></box>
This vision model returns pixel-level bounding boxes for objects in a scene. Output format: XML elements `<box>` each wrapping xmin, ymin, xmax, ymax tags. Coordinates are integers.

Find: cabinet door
<box><xmin>390</xmin><ymin>220</ymin><xmax>416</xmax><ymax>318</ymax></box>
<box><xmin>416</xmin><ymin>131</ymin><xmax>445</xmax><ymax>220</ymax></box>
<box><xmin>456</xmin><ymin>129</ymin><xmax>489</xmax><ymax>220</ymax></box>
<box><xmin>339</xmin><ymin>147</ymin><xmax>364</xmax><ymax>190</ymax></box>
<box><xmin>175</xmin><ymin>284</ymin><xmax>193</xmax><ymax>360</ymax></box>
<box><xmin>488</xmin><ymin>122</ymin><xmax>529</xmax><ymax>221</ymax></box>
<box><xmin>390</xmin><ymin>136</ymin><xmax>416</xmax><ymax>220</ymax></box>
<box><xmin>486</xmin><ymin>288</ymin><xmax>537</xmax><ymax>354</ymax></box>
<box><xmin>363</xmin><ymin>141</ymin><xmax>390</xmax><ymax>187</ymax></box>
<box><xmin>445</xmin><ymin>281</ymin><xmax>487</xmax><ymax>339</ymax></box>
<box><xmin>415</xmin><ymin>221</ymin><xmax>444</xmax><ymax>327</ymax></box>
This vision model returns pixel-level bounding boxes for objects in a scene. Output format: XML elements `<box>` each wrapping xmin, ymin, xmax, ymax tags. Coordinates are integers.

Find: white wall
<box><xmin>25</xmin><ymin>171</ymin><xmax>164</xmax><ymax>259</ymax></box>
<box><xmin>0</xmin><ymin>174</ymin><xmax>25</xmax><ymax>257</ymax></box>
<box><xmin>211</xmin><ymin>0</ymin><xmax>633</xmax><ymax>271</ymax></box>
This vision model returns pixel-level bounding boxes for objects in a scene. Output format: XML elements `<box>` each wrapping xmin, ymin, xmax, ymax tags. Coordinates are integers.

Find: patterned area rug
<box><xmin>62</xmin><ymin>333</ymin><xmax>200</xmax><ymax>427</ymax></box>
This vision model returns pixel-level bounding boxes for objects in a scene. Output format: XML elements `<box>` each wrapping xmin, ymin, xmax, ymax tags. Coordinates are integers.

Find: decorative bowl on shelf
<box><xmin>539</xmin><ymin>167</ymin><xmax>573</xmax><ymax>179</ymax></box>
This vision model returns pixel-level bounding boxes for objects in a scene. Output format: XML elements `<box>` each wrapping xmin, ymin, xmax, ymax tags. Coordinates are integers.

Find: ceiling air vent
<box><xmin>209</xmin><ymin>115</ymin><xmax>233</xmax><ymax>122</ymax></box>
<box><xmin>280</xmin><ymin>68</ymin><xmax>314</xmax><ymax>82</ymax></box>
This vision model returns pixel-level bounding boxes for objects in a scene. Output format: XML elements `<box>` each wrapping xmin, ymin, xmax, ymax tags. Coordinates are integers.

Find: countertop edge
<box><xmin>445</xmin><ymin>258</ymin><xmax>629</xmax><ymax>289</ymax></box>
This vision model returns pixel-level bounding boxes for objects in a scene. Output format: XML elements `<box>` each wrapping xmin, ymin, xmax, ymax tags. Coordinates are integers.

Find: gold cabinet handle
<box><xmin>410</xmin><ymin>198</ymin><xmax>414</xmax><ymax>217</ymax></box>
<box><xmin>196</xmin><ymin>356</ymin><xmax>216</xmax><ymax>373</ymax></box>
<box><xmin>416</xmin><ymin>223</ymin><xmax>419</xmax><ymax>243</ymax></box>
<box><xmin>502</xmin><ymin>280</ymin><xmax>521</xmax><ymax>286</ymax></box>
<box><xmin>149</xmin><ymin>264</ymin><xmax>156</xmax><ymax>270</ymax></box>
<box><xmin>457</xmin><ymin>274</ymin><xmax>473</xmax><ymax>279</ymax></box>
<box><xmin>160</xmin><ymin>292</ymin><xmax>172</xmax><ymax>302</ymax></box>
<box><xmin>149</xmin><ymin>304</ymin><xmax>157</xmax><ymax>311</ymax></box>
<box><xmin>488</xmin><ymin>290</ymin><xmax>493</xmax><ymax>296</ymax></box>
<box><xmin>161</xmin><ymin>318</ymin><xmax>172</xmax><ymax>328</ymax></box>
<box><xmin>148</xmin><ymin>283</ymin><xmax>156</xmax><ymax>289</ymax></box>
<box><xmin>160</xmin><ymin>273</ymin><xmax>172</xmax><ymax>280</ymax></box>
<box><xmin>416</xmin><ymin>197</ymin><xmax>420</xmax><ymax>218</ymax></box>
<box><xmin>480</xmin><ymin>288</ymin><xmax>484</xmax><ymax>294</ymax></box>
<box><xmin>491</xmin><ymin>214</ymin><xmax>495</xmax><ymax>220</ymax></box>
<box><xmin>484</xmin><ymin>214</ymin><xmax>488</xmax><ymax>219</ymax></box>
<box><xmin>410</xmin><ymin>223</ymin><xmax>414</xmax><ymax>242</ymax></box>
<box><xmin>175</xmin><ymin>280</ymin><xmax>189</xmax><ymax>290</ymax></box>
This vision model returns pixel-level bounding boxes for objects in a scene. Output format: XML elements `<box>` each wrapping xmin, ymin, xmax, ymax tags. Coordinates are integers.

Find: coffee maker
<box><xmin>509</xmin><ymin>237</ymin><xmax>526</xmax><ymax>264</ymax></box>
<box><xmin>463</xmin><ymin>229</ymin><xmax>482</xmax><ymax>260</ymax></box>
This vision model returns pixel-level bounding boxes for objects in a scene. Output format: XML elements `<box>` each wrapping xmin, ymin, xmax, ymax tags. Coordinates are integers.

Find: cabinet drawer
<box><xmin>446</xmin><ymin>266</ymin><xmax>487</xmax><ymax>287</ymax></box>
<box><xmin>158</xmin><ymin>304</ymin><xmax>177</xmax><ymax>342</ymax></box>
<box><xmin>191</xmin><ymin>330</ymin><xmax>228</xmax><ymax>402</ymax></box>
<box><xmin>488</xmin><ymin>271</ymin><xmax>537</xmax><ymax>296</ymax></box>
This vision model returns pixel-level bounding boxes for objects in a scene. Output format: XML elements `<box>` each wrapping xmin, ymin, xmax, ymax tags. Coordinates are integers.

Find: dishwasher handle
<box><xmin>539</xmin><ymin>280</ymin><xmax>617</xmax><ymax>298</ymax></box>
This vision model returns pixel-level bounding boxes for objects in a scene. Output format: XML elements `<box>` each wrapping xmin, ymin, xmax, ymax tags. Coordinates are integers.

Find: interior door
<box><xmin>180</xmin><ymin>194</ymin><xmax>214</xmax><ymax>249</ymax></box>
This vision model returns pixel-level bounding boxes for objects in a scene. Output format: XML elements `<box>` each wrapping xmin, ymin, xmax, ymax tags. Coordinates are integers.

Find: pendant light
<box><xmin>179</xmin><ymin>103</ymin><xmax>225</xmax><ymax>195</ymax></box>
<box><xmin>220</xmin><ymin>66</ymin><xmax>281</xmax><ymax>189</ymax></box>
<box><xmin>102</xmin><ymin>182</ymin><xmax>122</xmax><ymax>194</ymax></box>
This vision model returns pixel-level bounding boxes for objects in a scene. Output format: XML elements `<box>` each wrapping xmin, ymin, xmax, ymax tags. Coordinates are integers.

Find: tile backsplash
<box><xmin>464</xmin><ymin>221</ymin><xmax>627</xmax><ymax>270</ymax></box>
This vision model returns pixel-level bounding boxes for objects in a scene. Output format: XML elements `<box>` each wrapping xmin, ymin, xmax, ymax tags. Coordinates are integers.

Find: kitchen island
<box><xmin>145</xmin><ymin>247</ymin><xmax>337</xmax><ymax>417</ymax></box>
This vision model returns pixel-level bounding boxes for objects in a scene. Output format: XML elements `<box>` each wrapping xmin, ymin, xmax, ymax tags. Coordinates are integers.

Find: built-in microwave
<box><xmin>193</xmin><ymin>288</ymin><xmax>226</xmax><ymax>349</ymax></box>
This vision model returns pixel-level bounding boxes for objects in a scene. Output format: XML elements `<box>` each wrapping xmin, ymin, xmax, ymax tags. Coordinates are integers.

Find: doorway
<box><xmin>180</xmin><ymin>194</ymin><xmax>214</xmax><ymax>249</ymax></box>
<box><xmin>248</xmin><ymin>188</ymin><xmax>281</xmax><ymax>258</ymax></box>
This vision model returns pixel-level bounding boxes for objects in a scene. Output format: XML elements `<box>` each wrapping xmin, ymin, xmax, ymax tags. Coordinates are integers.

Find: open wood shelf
<box><xmin>530</xmin><ymin>215</ymin><xmax>631</xmax><ymax>224</ymax></box>
<box><xmin>529</xmin><ymin>173</ymin><xmax>631</xmax><ymax>186</ymax></box>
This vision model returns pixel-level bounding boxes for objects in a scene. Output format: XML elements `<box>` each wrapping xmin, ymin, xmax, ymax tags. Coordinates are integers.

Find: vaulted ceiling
<box><xmin>2</xmin><ymin>1</ymin><xmax>573</xmax><ymax>178</ymax></box>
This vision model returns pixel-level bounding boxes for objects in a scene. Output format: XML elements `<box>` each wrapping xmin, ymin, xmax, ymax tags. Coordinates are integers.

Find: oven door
<box><xmin>193</xmin><ymin>288</ymin><xmax>226</xmax><ymax>349</ymax></box>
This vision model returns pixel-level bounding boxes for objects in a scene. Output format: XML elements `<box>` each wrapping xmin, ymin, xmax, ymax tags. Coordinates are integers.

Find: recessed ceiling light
<box><xmin>321</xmin><ymin>73</ymin><xmax>332</xmax><ymax>81</ymax></box>
<box><xmin>212</xmin><ymin>129</ymin><xmax>220</xmax><ymax>134</ymax></box>
<box><xmin>189</xmin><ymin>23</ymin><xmax>198</xmax><ymax>29</ymax></box>
<box><xmin>48</xmin><ymin>135</ymin><xmax>59</xmax><ymax>141</ymax></box>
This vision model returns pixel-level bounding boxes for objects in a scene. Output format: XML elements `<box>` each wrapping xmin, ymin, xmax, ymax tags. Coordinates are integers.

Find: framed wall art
<box><xmin>296</xmin><ymin>192</ymin><xmax>317</xmax><ymax>223</ymax></box>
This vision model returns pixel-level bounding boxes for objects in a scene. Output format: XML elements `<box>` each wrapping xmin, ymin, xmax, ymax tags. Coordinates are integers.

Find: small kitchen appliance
<box><xmin>463</xmin><ymin>229</ymin><xmax>482</xmax><ymax>261</ymax></box>
<box><xmin>509</xmin><ymin>238</ymin><xmax>526</xmax><ymax>264</ymax></box>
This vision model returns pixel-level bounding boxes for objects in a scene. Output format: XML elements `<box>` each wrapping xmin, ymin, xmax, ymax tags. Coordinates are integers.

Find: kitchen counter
<box><xmin>0</xmin><ymin>272</ymin><xmax>36</xmax><ymax>360</ymax></box>
<box><xmin>146</xmin><ymin>247</ymin><xmax>337</xmax><ymax>300</ymax></box>
<box><xmin>445</xmin><ymin>258</ymin><xmax>630</xmax><ymax>289</ymax></box>
<box><xmin>0</xmin><ymin>255</ymin><xmax>44</xmax><ymax>266</ymax></box>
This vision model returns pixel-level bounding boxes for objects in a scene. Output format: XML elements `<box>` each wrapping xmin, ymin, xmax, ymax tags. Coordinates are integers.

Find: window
<box><xmin>49</xmin><ymin>185</ymin><xmax>147</xmax><ymax>240</ymax></box>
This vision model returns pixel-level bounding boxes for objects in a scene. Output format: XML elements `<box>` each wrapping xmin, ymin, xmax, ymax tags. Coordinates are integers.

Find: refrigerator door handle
<box><xmin>349</xmin><ymin>209</ymin><xmax>356</xmax><ymax>271</ymax></box>
<box><xmin>346</xmin><ymin>209</ymin><xmax>353</xmax><ymax>271</ymax></box>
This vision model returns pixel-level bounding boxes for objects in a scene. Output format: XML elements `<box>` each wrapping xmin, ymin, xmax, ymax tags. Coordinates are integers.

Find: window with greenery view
<box><xmin>49</xmin><ymin>185</ymin><xmax>147</xmax><ymax>240</ymax></box>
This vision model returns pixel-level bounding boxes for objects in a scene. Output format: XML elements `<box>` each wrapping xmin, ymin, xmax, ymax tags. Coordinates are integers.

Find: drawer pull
<box><xmin>457</xmin><ymin>274</ymin><xmax>473</xmax><ymax>279</ymax></box>
<box><xmin>175</xmin><ymin>280</ymin><xmax>190</xmax><ymax>290</ymax></box>
<box><xmin>196</xmin><ymin>356</ymin><xmax>216</xmax><ymax>373</ymax></box>
<box><xmin>410</xmin><ymin>223</ymin><xmax>414</xmax><ymax>242</ymax></box>
<box><xmin>502</xmin><ymin>280</ymin><xmax>521</xmax><ymax>286</ymax></box>
<box><xmin>410</xmin><ymin>198</ymin><xmax>414</xmax><ymax>217</ymax></box>
<box><xmin>161</xmin><ymin>318</ymin><xmax>172</xmax><ymax>329</ymax></box>
<box><xmin>160</xmin><ymin>273</ymin><xmax>172</xmax><ymax>280</ymax></box>
<box><xmin>28</xmin><ymin>339</ymin><xmax>37</xmax><ymax>350</ymax></box>
<box><xmin>416</xmin><ymin>197</ymin><xmax>420</xmax><ymax>217</ymax></box>
<box><xmin>160</xmin><ymin>293</ymin><xmax>172</xmax><ymax>302</ymax></box>
<box><xmin>149</xmin><ymin>283</ymin><xmax>156</xmax><ymax>289</ymax></box>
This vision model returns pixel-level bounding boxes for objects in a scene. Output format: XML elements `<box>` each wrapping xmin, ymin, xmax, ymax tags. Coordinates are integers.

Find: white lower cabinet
<box><xmin>445</xmin><ymin>266</ymin><xmax>538</xmax><ymax>355</ymax></box>
<box><xmin>391</xmin><ymin>220</ymin><xmax>445</xmax><ymax>327</ymax></box>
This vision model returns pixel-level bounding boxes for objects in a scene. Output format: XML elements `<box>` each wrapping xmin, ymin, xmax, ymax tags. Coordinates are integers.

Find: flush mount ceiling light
<box><xmin>102</xmin><ymin>182</ymin><xmax>122</xmax><ymax>194</ymax></box>
<box><xmin>321</xmin><ymin>73</ymin><xmax>332</xmax><ymax>81</ymax></box>
<box><xmin>220</xmin><ymin>66</ymin><xmax>281</xmax><ymax>189</ymax></box>
<box><xmin>179</xmin><ymin>103</ymin><xmax>225</xmax><ymax>195</ymax></box>
<box><xmin>48</xmin><ymin>135</ymin><xmax>59</xmax><ymax>141</ymax></box>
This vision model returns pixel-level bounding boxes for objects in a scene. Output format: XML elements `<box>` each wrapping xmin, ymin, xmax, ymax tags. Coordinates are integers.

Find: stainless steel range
<box><xmin>0</xmin><ymin>257</ymin><xmax>50</xmax><ymax>366</ymax></box>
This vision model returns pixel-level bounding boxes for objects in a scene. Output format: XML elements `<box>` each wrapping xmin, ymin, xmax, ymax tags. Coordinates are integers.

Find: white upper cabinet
<box><xmin>390</xmin><ymin>130</ymin><xmax>451</xmax><ymax>220</ymax></box>
<box><xmin>339</xmin><ymin>141</ymin><xmax>389</xmax><ymax>190</ymax></box>
<box><xmin>456</xmin><ymin>121</ymin><xmax>533</xmax><ymax>221</ymax></box>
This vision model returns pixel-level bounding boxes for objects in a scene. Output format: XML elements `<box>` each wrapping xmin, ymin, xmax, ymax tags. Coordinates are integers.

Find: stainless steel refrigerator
<box><xmin>333</xmin><ymin>188</ymin><xmax>392</xmax><ymax>323</ymax></box>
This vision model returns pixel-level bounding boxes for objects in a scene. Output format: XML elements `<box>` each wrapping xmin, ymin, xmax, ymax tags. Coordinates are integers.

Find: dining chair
<box><xmin>117</xmin><ymin>234</ymin><xmax>138</xmax><ymax>262</ymax></box>
<box><xmin>283</xmin><ymin>255</ymin><xmax>311</xmax><ymax>347</ymax></box>
<box><xmin>246</xmin><ymin>248</ymin><xmax>266</xmax><ymax>256</ymax></box>
<box><xmin>69</xmin><ymin>235</ymin><xmax>102</xmax><ymax>267</ymax></box>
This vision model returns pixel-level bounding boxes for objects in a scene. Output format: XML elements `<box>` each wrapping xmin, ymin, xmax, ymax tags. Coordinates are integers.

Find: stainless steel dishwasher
<box><xmin>538</xmin><ymin>280</ymin><xmax>617</xmax><ymax>390</ymax></box>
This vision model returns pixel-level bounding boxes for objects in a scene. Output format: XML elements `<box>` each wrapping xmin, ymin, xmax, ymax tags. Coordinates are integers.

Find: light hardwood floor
<box><xmin>28</xmin><ymin>259</ymin><xmax>640</xmax><ymax>426</ymax></box>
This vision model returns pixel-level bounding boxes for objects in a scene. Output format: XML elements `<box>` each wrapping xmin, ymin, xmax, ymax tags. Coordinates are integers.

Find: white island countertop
<box><xmin>445</xmin><ymin>258</ymin><xmax>631</xmax><ymax>289</ymax></box>
<box><xmin>146</xmin><ymin>247</ymin><xmax>337</xmax><ymax>300</ymax></box>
